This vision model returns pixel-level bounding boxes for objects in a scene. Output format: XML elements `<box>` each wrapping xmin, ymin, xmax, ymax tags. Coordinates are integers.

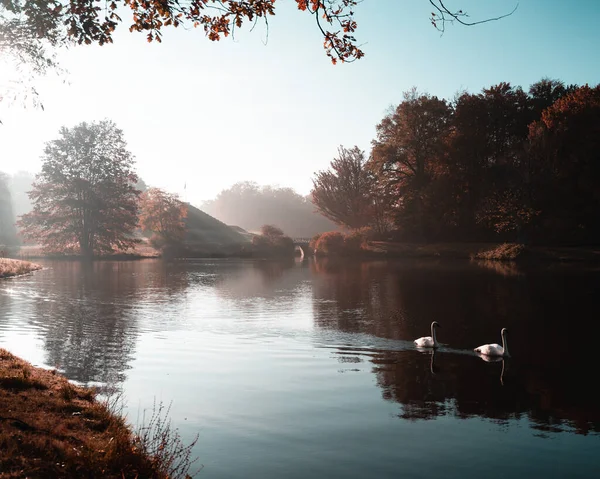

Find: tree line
<box><xmin>201</xmin><ymin>182</ymin><xmax>337</xmax><ymax>238</ymax></box>
<box><xmin>311</xmin><ymin>79</ymin><xmax>600</xmax><ymax>245</ymax></box>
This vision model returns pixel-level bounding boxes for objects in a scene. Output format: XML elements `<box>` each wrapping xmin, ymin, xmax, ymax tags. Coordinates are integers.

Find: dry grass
<box><xmin>367</xmin><ymin>242</ymin><xmax>501</xmax><ymax>259</ymax></box>
<box><xmin>0</xmin><ymin>258</ymin><xmax>42</xmax><ymax>278</ymax></box>
<box><xmin>134</xmin><ymin>399</ymin><xmax>200</xmax><ymax>478</ymax></box>
<box><xmin>0</xmin><ymin>349</ymin><xmax>197</xmax><ymax>478</ymax></box>
<box><xmin>471</xmin><ymin>243</ymin><xmax>527</xmax><ymax>261</ymax></box>
<box><xmin>368</xmin><ymin>241</ymin><xmax>600</xmax><ymax>264</ymax></box>
<box><xmin>16</xmin><ymin>241</ymin><xmax>160</xmax><ymax>260</ymax></box>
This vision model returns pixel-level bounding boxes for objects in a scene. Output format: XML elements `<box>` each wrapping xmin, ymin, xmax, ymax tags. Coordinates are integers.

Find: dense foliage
<box><xmin>251</xmin><ymin>224</ymin><xmax>294</xmax><ymax>257</ymax></box>
<box><xmin>139</xmin><ymin>187</ymin><xmax>187</xmax><ymax>249</ymax></box>
<box><xmin>18</xmin><ymin>120</ymin><xmax>140</xmax><ymax>257</ymax></box>
<box><xmin>312</xmin><ymin>79</ymin><xmax>600</xmax><ymax>245</ymax></box>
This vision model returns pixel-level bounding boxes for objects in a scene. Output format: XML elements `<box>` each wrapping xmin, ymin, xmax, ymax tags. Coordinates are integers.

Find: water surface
<box><xmin>1</xmin><ymin>258</ymin><xmax>598</xmax><ymax>478</ymax></box>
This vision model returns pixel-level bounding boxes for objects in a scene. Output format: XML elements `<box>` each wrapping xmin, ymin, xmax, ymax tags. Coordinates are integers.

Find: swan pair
<box><xmin>414</xmin><ymin>322</ymin><xmax>510</xmax><ymax>358</ymax></box>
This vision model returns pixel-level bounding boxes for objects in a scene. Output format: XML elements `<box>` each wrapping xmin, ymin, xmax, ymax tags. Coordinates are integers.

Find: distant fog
<box><xmin>201</xmin><ymin>182</ymin><xmax>338</xmax><ymax>238</ymax></box>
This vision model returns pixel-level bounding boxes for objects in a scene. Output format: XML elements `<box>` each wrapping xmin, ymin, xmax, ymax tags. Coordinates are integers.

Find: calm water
<box><xmin>1</xmin><ymin>258</ymin><xmax>599</xmax><ymax>478</ymax></box>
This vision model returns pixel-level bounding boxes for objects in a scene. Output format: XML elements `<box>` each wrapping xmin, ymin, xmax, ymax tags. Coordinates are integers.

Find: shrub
<box><xmin>344</xmin><ymin>230</ymin><xmax>368</xmax><ymax>253</ymax></box>
<box><xmin>315</xmin><ymin>231</ymin><xmax>346</xmax><ymax>255</ymax></box>
<box><xmin>252</xmin><ymin>225</ymin><xmax>294</xmax><ymax>257</ymax></box>
<box><xmin>472</xmin><ymin>243</ymin><xmax>526</xmax><ymax>261</ymax></box>
<box><xmin>309</xmin><ymin>234</ymin><xmax>321</xmax><ymax>252</ymax></box>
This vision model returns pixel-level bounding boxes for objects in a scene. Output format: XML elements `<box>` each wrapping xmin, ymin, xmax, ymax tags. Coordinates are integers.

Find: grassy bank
<box><xmin>16</xmin><ymin>242</ymin><xmax>161</xmax><ymax>260</ymax></box>
<box><xmin>365</xmin><ymin>242</ymin><xmax>600</xmax><ymax>262</ymax></box>
<box><xmin>0</xmin><ymin>258</ymin><xmax>43</xmax><ymax>278</ymax></box>
<box><xmin>0</xmin><ymin>349</ymin><xmax>196</xmax><ymax>478</ymax></box>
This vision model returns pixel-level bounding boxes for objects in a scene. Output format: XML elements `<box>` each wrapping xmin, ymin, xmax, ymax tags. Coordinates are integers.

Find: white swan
<box><xmin>474</xmin><ymin>328</ymin><xmax>510</xmax><ymax>358</ymax></box>
<box><xmin>414</xmin><ymin>321</ymin><xmax>441</xmax><ymax>348</ymax></box>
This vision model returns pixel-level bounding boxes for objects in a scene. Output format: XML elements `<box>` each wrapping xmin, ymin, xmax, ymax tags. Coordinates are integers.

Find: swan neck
<box><xmin>502</xmin><ymin>331</ymin><xmax>509</xmax><ymax>356</ymax></box>
<box><xmin>432</xmin><ymin>324</ymin><xmax>438</xmax><ymax>345</ymax></box>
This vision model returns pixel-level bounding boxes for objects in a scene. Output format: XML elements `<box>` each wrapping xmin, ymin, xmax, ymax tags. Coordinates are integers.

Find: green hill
<box><xmin>183</xmin><ymin>204</ymin><xmax>250</xmax><ymax>255</ymax></box>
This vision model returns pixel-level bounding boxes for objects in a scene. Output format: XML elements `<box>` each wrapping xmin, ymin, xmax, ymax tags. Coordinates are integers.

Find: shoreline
<box><xmin>0</xmin><ymin>258</ymin><xmax>43</xmax><ymax>279</ymax></box>
<box><xmin>10</xmin><ymin>242</ymin><xmax>600</xmax><ymax>264</ymax></box>
<box><xmin>356</xmin><ymin>242</ymin><xmax>600</xmax><ymax>263</ymax></box>
<box><xmin>0</xmin><ymin>348</ymin><xmax>196</xmax><ymax>478</ymax></box>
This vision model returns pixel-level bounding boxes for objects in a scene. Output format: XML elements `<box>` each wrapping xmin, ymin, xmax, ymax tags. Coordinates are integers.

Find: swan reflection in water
<box><xmin>430</xmin><ymin>349</ymin><xmax>438</xmax><ymax>375</ymax></box>
<box><xmin>477</xmin><ymin>354</ymin><xmax>506</xmax><ymax>386</ymax></box>
<box><xmin>420</xmin><ymin>346</ymin><xmax>506</xmax><ymax>385</ymax></box>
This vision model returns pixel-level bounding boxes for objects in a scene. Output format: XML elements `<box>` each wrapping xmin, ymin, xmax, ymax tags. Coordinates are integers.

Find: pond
<box><xmin>1</xmin><ymin>258</ymin><xmax>599</xmax><ymax>478</ymax></box>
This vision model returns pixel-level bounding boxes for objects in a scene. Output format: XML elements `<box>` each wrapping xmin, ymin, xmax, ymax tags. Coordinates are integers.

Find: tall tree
<box><xmin>18</xmin><ymin>120</ymin><xmax>140</xmax><ymax>257</ymax></box>
<box><xmin>139</xmin><ymin>187</ymin><xmax>187</xmax><ymax>246</ymax></box>
<box><xmin>0</xmin><ymin>172</ymin><xmax>18</xmax><ymax>246</ymax></box>
<box><xmin>448</xmin><ymin>82</ymin><xmax>530</xmax><ymax>238</ymax></box>
<box><xmin>369</xmin><ymin>89</ymin><xmax>452</xmax><ymax>239</ymax></box>
<box><xmin>7</xmin><ymin>171</ymin><xmax>35</xmax><ymax>218</ymax></box>
<box><xmin>527</xmin><ymin>85</ymin><xmax>600</xmax><ymax>243</ymax></box>
<box><xmin>311</xmin><ymin>146</ymin><xmax>377</xmax><ymax>230</ymax></box>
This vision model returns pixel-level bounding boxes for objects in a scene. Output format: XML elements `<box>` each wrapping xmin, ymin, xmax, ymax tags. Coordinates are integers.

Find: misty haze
<box><xmin>1</xmin><ymin>2</ymin><xmax>599</xmax><ymax>479</ymax></box>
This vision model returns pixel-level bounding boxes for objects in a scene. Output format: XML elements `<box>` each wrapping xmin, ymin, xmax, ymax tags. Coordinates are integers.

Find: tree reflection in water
<box><xmin>311</xmin><ymin>257</ymin><xmax>600</xmax><ymax>436</ymax></box>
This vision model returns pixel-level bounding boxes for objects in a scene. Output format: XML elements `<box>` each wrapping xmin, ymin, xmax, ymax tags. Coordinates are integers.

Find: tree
<box><xmin>252</xmin><ymin>224</ymin><xmax>294</xmax><ymax>257</ymax></box>
<box><xmin>311</xmin><ymin>146</ymin><xmax>376</xmax><ymax>230</ymax></box>
<box><xmin>18</xmin><ymin>120</ymin><xmax>140</xmax><ymax>257</ymax></box>
<box><xmin>448</xmin><ymin>82</ymin><xmax>530</xmax><ymax>239</ymax></box>
<box><xmin>0</xmin><ymin>2</ymin><xmax>63</xmax><ymax>108</ymax></box>
<box><xmin>528</xmin><ymin>78</ymin><xmax>569</xmax><ymax>121</ymax></box>
<box><xmin>527</xmin><ymin>85</ymin><xmax>600</xmax><ymax>243</ymax></box>
<box><xmin>369</xmin><ymin>89</ymin><xmax>452</xmax><ymax>239</ymax></box>
<box><xmin>139</xmin><ymin>187</ymin><xmax>187</xmax><ymax>246</ymax></box>
<box><xmin>429</xmin><ymin>1</ymin><xmax>518</xmax><ymax>34</ymax></box>
<box><xmin>259</xmin><ymin>224</ymin><xmax>286</xmax><ymax>240</ymax></box>
<box><xmin>0</xmin><ymin>172</ymin><xmax>18</xmax><ymax>247</ymax></box>
<box><xmin>7</xmin><ymin>171</ymin><xmax>35</xmax><ymax>218</ymax></box>
<box><xmin>1</xmin><ymin>0</ymin><xmax>364</xmax><ymax>65</ymax></box>
<box><xmin>0</xmin><ymin>0</ymin><xmax>518</xmax><ymax>85</ymax></box>
<box><xmin>202</xmin><ymin>181</ymin><xmax>336</xmax><ymax>237</ymax></box>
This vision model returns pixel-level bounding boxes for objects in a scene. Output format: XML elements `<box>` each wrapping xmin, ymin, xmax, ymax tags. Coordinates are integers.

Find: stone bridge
<box><xmin>292</xmin><ymin>238</ymin><xmax>313</xmax><ymax>257</ymax></box>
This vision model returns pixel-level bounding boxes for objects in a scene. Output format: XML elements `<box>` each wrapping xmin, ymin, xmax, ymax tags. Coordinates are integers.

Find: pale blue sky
<box><xmin>1</xmin><ymin>0</ymin><xmax>599</xmax><ymax>206</ymax></box>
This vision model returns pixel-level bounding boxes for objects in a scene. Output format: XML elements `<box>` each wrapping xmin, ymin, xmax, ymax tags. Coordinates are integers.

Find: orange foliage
<box><xmin>314</xmin><ymin>231</ymin><xmax>345</xmax><ymax>255</ymax></box>
<box><xmin>12</xmin><ymin>0</ymin><xmax>364</xmax><ymax>64</ymax></box>
<box><xmin>139</xmin><ymin>188</ymin><xmax>187</xmax><ymax>244</ymax></box>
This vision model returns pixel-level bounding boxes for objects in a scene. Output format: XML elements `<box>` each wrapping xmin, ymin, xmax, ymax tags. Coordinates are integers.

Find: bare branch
<box><xmin>429</xmin><ymin>1</ymin><xmax>519</xmax><ymax>34</ymax></box>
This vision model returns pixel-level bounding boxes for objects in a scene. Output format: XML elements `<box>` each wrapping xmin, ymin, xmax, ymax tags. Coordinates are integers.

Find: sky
<box><xmin>1</xmin><ymin>0</ymin><xmax>599</xmax><ymax>207</ymax></box>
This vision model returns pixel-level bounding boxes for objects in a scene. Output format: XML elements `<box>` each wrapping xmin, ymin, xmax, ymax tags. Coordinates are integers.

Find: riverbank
<box><xmin>364</xmin><ymin>242</ymin><xmax>600</xmax><ymax>262</ymax></box>
<box><xmin>15</xmin><ymin>242</ymin><xmax>161</xmax><ymax>261</ymax></box>
<box><xmin>0</xmin><ymin>349</ymin><xmax>195</xmax><ymax>478</ymax></box>
<box><xmin>12</xmin><ymin>241</ymin><xmax>600</xmax><ymax>264</ymax></box>
<box><xmin>0</xmin><ymin>258</ymin><xmax>43</xmax><ymax>278</ymax></box>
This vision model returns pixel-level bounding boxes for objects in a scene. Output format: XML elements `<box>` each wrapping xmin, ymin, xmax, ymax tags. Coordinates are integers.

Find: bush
<box><xmin>252</xmin><ymin>225</ymin><xmax>294</xmax><ymax>258</ymax></box>
<box><xmin>315</xmin><ymin>231</ymin><xmax>346</xmax><ymax>255</ymax></box>
<box><xmin>344</xmin><ymin>230</ymin><xmax>368</xmax><ymax>252</ymax></box>
<box><xmin>309</xmin><ymin>234</ymin><xmax>321</xmax><ymax>252</ymax></box>
<box><xmin>472</xmin><ymin>243</ymin><xmax>526</xmax><ymax>261</ymax></box>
